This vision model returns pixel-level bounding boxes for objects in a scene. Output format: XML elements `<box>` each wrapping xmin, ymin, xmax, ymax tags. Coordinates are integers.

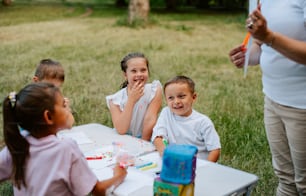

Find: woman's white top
<box><xmin>260</xmin><ymin>0</ymin><xmax>306</xmax><ymax>109</ymax></box>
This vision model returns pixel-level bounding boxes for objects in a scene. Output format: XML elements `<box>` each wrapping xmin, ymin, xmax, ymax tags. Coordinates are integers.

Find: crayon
<box><xmin>136</xmin><ymin>162</ymin><xmax>153</xmax><ymax>169</ymax></box>
<box><xmin>86</xmin><ymin>156</ymin><xmax>103</xmax><ymax>160</ymax></box>
<box><xmin>139</xmin><ymin>163</ymin><xmax>157</xmax><ymax>171</ymax></box>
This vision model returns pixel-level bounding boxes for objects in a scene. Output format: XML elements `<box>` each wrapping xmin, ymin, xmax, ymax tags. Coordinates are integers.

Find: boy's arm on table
<box><xmin>153</xmin><ymin>136</ymin><xmax>166</xmax><ymax>157</ymax></box>
<box><xmin>207</xmin><ymin>149</ymin><xmax>221</xmax><ymax>163</ymax></box>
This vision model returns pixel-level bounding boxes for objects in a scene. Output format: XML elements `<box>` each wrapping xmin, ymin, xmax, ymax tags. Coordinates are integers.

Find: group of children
<box><xmin>0</xmin><ymin>53</ymin><xmax>221</xmax><ymax>195</ymax></box>
<box><xmin>0</xmin><ymin>59</ymin><xmax>127</xmax><ymax>195</ymax></box>
<box><xmin>106</xmin><ymin>52</ymin><xmax>221</xmax><ymax>162</ymax></box>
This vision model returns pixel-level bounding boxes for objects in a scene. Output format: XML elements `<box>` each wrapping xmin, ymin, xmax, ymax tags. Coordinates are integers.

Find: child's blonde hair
<box><xmin>34</xmin><ymin>59</ymin><xmax>65</xmax><ymax>82</ymax></box>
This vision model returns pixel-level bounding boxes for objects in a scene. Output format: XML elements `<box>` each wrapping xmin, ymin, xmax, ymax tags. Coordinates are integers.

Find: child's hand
<box><xmin>116</xmin><ymin>150</ymin><xmax>136</xmax><ymax>167</ymax></box>
<box><xmin>128</xmin><ymin>81</ymin><xmax>144</xmax><ymax>103</ymax></box>
<box><xmin>113</xmin><ymin>163</ymin><xmax>127</xmax><ymax>181</ymax></box>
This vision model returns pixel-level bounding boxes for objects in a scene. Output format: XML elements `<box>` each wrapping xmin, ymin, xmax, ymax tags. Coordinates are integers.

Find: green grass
<box><xmin>0</xmin><ymin>1</ymin><xmax>277</xmax><ymax>195</ymax></box>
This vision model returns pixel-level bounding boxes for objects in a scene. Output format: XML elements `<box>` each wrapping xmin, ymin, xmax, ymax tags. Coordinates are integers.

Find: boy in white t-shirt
<box><xmin>151</xmin><ymin>75</ymin><xmax>221</xmax><ymax>162</ymax></box>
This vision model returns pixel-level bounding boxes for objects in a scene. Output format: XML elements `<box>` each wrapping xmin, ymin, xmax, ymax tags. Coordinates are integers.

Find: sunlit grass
<box><xmin>0</xmin><ymin>2</ymin><xmax>277</xmax><ymax>195</ymax></box>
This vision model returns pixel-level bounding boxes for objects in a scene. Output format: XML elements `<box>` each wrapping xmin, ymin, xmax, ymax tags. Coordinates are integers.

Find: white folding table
<box><xmin>58</xmin><ymin>123</ymin><xmax>258</xmax><ymax>196</ymax></box>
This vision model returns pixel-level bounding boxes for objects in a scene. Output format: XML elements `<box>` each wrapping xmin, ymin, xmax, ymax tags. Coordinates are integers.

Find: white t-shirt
<box><xmin>0</xmin><ymin>135</ymin><xmax>97</xmax><ymax>196</ymax></box>
<box><xmin>260</xmin><ymin>0</ymin><xmax>306</xmax><ymax>109</ymax></box>
<box><xmin>106</xmin><ymin>80</ymin><xmax>162</xmax><ymax>137</ymax></box>
<box><xmin>151</xmin><ymin>107</ymin><xmax>221</xmax><ymax>160</ymax></box>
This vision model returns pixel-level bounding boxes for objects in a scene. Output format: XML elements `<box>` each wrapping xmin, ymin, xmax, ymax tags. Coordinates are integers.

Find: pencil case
<box><xmin>160</xmin><ymin>144</ymin><xmax>198</xmax><ymax>184</ymax></box>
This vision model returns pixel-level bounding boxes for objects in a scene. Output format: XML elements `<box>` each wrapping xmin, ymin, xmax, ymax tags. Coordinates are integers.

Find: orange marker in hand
<box><xmin>243</xmin><ymin>0</ymin><xmax>261</xmax><ymax>52</ymax></box>
<box><xmin>242</xmin><ymin>32</ymin><xmax>251</xmax><ymax>52</ymax></box>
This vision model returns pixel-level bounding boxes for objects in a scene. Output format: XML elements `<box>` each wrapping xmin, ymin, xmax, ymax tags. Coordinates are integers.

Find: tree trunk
<box><xmin>128</xmin><ymin>0</ymin><xmax>150</xmax><ymax>24</ymax></box>
<box><xmin>2</xmin><ymin>0</ymin><xmax>12</xmax><ymax>6</ymax></box>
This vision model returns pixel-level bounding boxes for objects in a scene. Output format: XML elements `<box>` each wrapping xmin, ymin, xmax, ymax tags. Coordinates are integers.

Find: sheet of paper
<box><xmin>92</xmin><ymin>167</ymin><xmax>114</xmax><ymax>181</ymax></box>
<box><xmin>57</xmin><ymin>131</ymin><xmax>94</xmax><ymax>145</ymax></box>
<box><xmin>114</xmin><ymin>169</ymin><xmax>154</xmax><ymax>196</ymax></box>
<box><xmin>85</xmin><ymin>146</ymin><xmax>116</xmax><ymax>170</ymax></box>
<box><xmin>92</xmin><ymin>167</ymin><xmax>154</xmax><ymax>196</ymax></box>
<box><xmin>113</xmin><ymin>137</ymin><xmax>156</xmax><ymax>157</ymax></box>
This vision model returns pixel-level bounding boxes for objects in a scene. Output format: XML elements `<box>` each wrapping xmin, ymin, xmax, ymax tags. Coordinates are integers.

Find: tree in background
<box><xmin>2</xmin><ymin>0</ymin><xmax>12</xmax><ymax>6</ymax></box>
<box><xmin>128</xmin><ymin>0</ymin><xmax>150</xmax><ymax>25</ymax></box>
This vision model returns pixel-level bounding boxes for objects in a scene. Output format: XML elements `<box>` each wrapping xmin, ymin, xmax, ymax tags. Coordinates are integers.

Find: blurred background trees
<box><xmin>1</xmin><ymin>0</ymin><xmax>246</xmax><ymax>26</ymax></box>
<box><xmin>2</xmin><ymin>0</ymin><xmax>247</xmax><ymax>10</ymax></box>
<box><xmin>2</xmin><ymin>0</ymin><xmax>12</xmax><ymax>6</ymax></box>
<box><xmin>124</xmin><ymin>0</ymin><xmax>246</xmax><ymax>10</ymax></box>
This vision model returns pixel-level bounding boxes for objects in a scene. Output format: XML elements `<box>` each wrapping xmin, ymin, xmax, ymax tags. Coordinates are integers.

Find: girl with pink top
<box><xmin>0</xmin><ymin>82</ymin><xmax>126</xmax><ymax>196</ymax></box>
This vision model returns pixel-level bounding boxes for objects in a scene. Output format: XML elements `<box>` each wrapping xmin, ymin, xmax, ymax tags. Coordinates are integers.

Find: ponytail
<box><xmin>3</xmin><ymin>96</ymin><xmax>29</xmax><ymax>189</ymax></box>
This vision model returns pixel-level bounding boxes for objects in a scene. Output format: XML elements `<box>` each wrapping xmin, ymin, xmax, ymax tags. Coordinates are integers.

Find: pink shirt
<box><xmin>0</xmin><ymin>135</ymin><xmax>97</xmax><ymax>196</ymax></box>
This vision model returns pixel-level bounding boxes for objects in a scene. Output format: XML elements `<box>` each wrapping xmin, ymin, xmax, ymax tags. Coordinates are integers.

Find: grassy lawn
<box><xmin>0</xmin><ymin>1</ymin><xmax>277</xmax><ymax>195</ymax></box>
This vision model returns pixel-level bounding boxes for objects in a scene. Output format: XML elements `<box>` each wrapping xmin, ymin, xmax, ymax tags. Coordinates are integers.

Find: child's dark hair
<box><xmin>164</xmin><ymin>75</ymin><xmax>195</xmax><ymax>94</ymax></box>
<box><xmin>120</xmin><ymin>52</ymin><xmax>150</xmax><ymax>89</ymax></box>
<box><xmin>34</xmin><ymin>59</ymin><xmax>65</xmax><ymax>82</ymax></box>
<box><xmin>3</xmin><ymin>82</ymin><xmax>59</xmax><ymax>189</ymax></box>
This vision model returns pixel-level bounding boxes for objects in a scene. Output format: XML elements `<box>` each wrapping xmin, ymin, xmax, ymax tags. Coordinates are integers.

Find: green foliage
<box><xmin>0</xmin><ymin>181</ymin><xmax>13</xmax><ymax>195</ymax></box>
<box><xmin>0</xmin><ymin>1</ymin><xmax>277</xmax><ymax>195</ymax></box>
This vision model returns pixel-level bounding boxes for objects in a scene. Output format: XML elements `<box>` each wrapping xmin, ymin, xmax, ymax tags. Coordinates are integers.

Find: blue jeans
<box><xmin>264</xmin><ymin>96</ymin><xmax>306</xmax><ymax>196</ymax></box>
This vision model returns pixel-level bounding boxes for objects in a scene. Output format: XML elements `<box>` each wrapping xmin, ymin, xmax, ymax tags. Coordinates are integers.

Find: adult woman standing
<box><xmin>229</xmin><ymin>1</ymin><xmax>306</xmax><ymax>195</ymax></box>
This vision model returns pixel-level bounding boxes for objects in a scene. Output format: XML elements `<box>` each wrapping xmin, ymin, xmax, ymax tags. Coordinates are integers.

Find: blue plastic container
<box><xmin>160</xmin><ymin>144</ymin><xmax>198</xmax><ymax>184</ymax></box>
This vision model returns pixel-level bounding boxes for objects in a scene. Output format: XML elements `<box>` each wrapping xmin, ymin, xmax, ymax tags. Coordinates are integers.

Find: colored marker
<box><xmin>136</xmin><ymin>162</ymin><xmax>153</xmax><ymax>169</ymax></box>
<box><xmin>119</xmin><ymin>162</ymin><xmax>128</xmax><ymax>169</ymax></box>
<box><xmin>139</xmin><ymin>163</ymin><xmax>157</xmax><ymax>171</ymax></box>
<box><xmin>86</xmin><ymin>156</ymin><xmax>103</xmax><ymax>160</ymax></box>
<box><xmin>242</xmin><ymin>32</ymin><xmax>250</xmax><ymax>51</ymax></box>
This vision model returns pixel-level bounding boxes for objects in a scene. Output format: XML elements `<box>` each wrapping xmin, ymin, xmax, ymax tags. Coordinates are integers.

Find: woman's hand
<box><xmin>247</xmin><ymin>7</ymin><xmax>273</xmax><ymax>45</ymax></box>
<box><xmin>229</xmin><ymin>44</ymin><xmax>246</xmax><ymax>68</ymax></box>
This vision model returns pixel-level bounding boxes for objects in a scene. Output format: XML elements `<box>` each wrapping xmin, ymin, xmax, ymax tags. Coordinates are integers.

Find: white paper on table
<box><xmin>92</xmin><ymin>152</ymin><xmax>160</xmax><ymax>196</ymax></box>
<box><xmin>93</xmin><ymin>167</ymin><xmax>114</xmax><ymax>181</ymax></box>
<box><xmin>86</xmin><ymin>146</ymin><xmax>116</xmax><ymax>170</ymax></box>
<box><xmin>57</xmin><ymin>131</ymin><xmax>94</xmax><ymax>145</ymax></box>
<box><xmin>114</xmin><ymin>168</ymin><xmax>154</xmax><ymax>196</ymax></box>
<box><xmin>93</xmin><ymin>167</ymin><xmax>154</xmax><ymax>196</ymax></box>
<box><xmin>91</xmin><ymin>152</ymin><xmax>211</xmax><ymax>196</ymax></box>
